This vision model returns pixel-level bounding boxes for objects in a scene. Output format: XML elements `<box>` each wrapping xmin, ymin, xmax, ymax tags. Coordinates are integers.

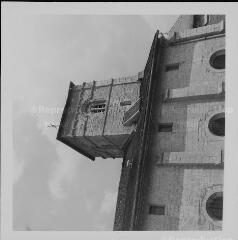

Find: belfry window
<box><xmin>90</xmin><ymin>100</ymin><xmax>106</xmax><ymax>113</ymax></box>
<box><xmin>206</xmin><ymin>192</ymin><xmax>223</xmax><ymax>221</ymax></box>
<box><xmin>208</xmin><ymin>112</ymin><xmax>225</xmax><ymax>136</ymax></box>
<box><xmin>209</xmin><ymin>50</ymin><xmax>225</xmax><ymax>70</ymax></box>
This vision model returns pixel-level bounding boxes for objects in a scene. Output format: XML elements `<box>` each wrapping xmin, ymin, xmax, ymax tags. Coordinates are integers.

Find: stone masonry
<box><xmin>57</xmin><ymin>15</ymin><xmax>225</xmax><ymax>231</ymax></box>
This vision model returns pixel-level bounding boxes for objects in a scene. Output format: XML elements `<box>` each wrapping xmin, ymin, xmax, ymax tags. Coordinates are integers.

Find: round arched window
<box><xmin>208</xmin><ymin>112</ymin><xmax>225</xmax><ymax>136</ymax></box>
<box><xmin>206</xmin><ymin>192</ymin><xmax>223</xmax><ymax>221</ymax></box>
<box><xmin>209</xmin><ymin>50</ymin><xmax>225</xmax><ymax>70</ymax></box>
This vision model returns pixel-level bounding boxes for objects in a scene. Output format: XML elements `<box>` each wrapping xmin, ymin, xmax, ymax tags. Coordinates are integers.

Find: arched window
<box><xmin>209</xmin><ymin>50</ymin><xmax>225</xmax><ymax>70</ymax></box>
<box><xmin>206</xmin><ymin>192</ymin><xmax>223</xmax><ymax>221</ymax></box>
<box><xmin>208</xmin><ymin>112</ymin><xmax>225</xmax><ymax>136</ymax></box>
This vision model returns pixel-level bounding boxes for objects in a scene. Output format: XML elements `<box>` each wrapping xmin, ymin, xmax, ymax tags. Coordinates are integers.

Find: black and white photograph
<box><xmin>1</xmin><ymin>2</ymin><xmax>238</xmax><ymax>240</ymax></box>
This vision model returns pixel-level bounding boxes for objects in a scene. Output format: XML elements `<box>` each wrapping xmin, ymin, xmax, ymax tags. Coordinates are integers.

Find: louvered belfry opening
<box><xmin>89</xmin><ymin>100</ymin><xmax>106</xmax><ymax>113</ymax></box>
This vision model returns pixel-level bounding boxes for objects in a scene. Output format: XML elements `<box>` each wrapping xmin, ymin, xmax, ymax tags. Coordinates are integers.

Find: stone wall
<box><xmin>142</xmin><ymin>21</ymin><xmax>225</xmax><ymax>230</ymax></box>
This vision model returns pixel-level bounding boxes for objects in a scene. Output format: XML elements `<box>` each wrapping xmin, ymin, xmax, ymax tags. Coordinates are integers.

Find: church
<box><xmin>57</xmin><ymin>15</ymin><xmax>225</xmax><ymax>230</ymax></box>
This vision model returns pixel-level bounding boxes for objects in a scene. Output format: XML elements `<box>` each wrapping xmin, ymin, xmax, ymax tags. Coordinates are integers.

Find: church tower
<box><xmin>57</xmin><ymin>15</ymin><xmax>225</xmax><ymax>231</ymax></box>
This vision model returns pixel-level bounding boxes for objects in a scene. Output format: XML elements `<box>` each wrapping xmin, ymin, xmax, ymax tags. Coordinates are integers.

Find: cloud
<box><xmin>13</xmin><ymin>102</ymin><xmax>80</xmax><ymax>202</ymax></box>
<box><xmin>100</xmin><ymin>191</ymin><xmax>118</xmax><ymax>215</ymax></box>
<box><xmin>13</xmin><ymin>112</ymin><xmax>60</xmax><ymax>229</ymax></box>
<box><xmin>141</xmin><ymin>15</ymin><xmax>179</xmax><ymax>33</ymax></box>
<box><xmin>12</xmin><ymin>102</ymin><xmax>120</xmax><ymax>230</ymax></box>
<box><xmin>48</xmin><ymin>145</ymin><xmax>81</xmax><ymax>200</ymax></box>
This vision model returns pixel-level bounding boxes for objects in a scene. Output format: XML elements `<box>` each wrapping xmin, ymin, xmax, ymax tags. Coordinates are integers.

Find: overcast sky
<box><xmin>6</xmin><ymin>14</ymin><xmax>178</xmax><ymax>230</ymax></box>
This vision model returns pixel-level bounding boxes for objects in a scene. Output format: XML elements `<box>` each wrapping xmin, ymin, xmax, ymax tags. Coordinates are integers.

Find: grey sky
<box><xmin>8</xmin><ymin>14</ymin><xmax>178</xmax><ymax>230</ymax></box>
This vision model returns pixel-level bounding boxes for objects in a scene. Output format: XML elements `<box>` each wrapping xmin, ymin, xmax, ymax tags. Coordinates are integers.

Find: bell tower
<box><xmin>57</xmin><ymin>15</ymin><xmax>225</xmax><ymax>231</ymax></box>
<box><xmin>57</xmin><ymin>73</ymin><xmax>142</xmax><ymax>160</ymax></box>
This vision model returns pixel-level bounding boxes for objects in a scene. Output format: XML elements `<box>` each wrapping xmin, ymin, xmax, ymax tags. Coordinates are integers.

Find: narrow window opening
<box><xmin>149</xmin><ymin>205</ymin><xmax>165</xmax><ymax>215</ymax></box>
<box><xmin>165</xmin><ymin>63</ymin><xmax>180</xmax><ymax>72</ymax></box>
<box><xmin>158</xmin><ymin>123</ymin><xmax>173</xmax><ymax>132</ymax></box>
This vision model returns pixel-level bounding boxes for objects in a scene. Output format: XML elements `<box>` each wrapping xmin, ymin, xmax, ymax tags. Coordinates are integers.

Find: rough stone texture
<box><xmin>208</xmin><ymin>15</ymin><xmax>225</xmax><ymax>25</ymax></box>
<box><xmin>143</xmin><ymin>166</ymin><xmax>223</xmax><ymax>230</ymax></box>
<box><xmin>142</xmin><ymin>166</ymin><xmax>184</xmax><ymax>230</ymax></box>
<box><xmin>58</xmin><ymin>74</ymin><xmax>140</xmax><ymax>158</ymax></box>
<box><xmin>113</xmin><ymin>164</ymin><xmax>130</xmax><ymax>230</ymax></box>
<box><xmin>104</xmin><ymin>82</ymin><xmax>140</xmax><ymax>137</ymax></box>
<box><xmin>161</xmin><ymin>151</ymin><xmax>222</xmax><ymax>165</ymax></box>
<box><xmin>85</xmin><ymin>85</ymin><xmax>111</xmax><ymax>136</ymax></box>
<box><xmin>113</xmin><ymin>139</ymin><xmax>138</xmax><ymax>231</ymax></box>
<box><xmin>161</xmin><ymin>43</ymin><xmax>196</xmax><ymax>90</ymax></box>
<box><xmin>74</xmin><ymin>88</ymin><xmax>92</xmax><ymax>136</ymax></box>
<box><xmin>179</xmin><ymin>168</ymin><xmax>223</xmax><ymax>230</ymax></box>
